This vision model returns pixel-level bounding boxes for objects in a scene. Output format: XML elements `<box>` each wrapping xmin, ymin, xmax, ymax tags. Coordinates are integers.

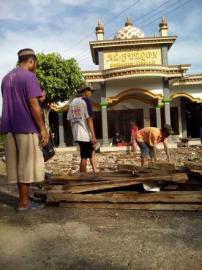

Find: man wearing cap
<box><xmin>1</xmin><ymin>48</ymin><xmax>49</xmax><ymax>210</ymax></box>
<box><xmin>67</xmin><ymin>85</ymin><xmax>97</xmax><ymax>172</ymax></box>
<box><xmin>136</xmin><ymin>124</ymin><xmax>174</xmax><ymax>166</ymax></box>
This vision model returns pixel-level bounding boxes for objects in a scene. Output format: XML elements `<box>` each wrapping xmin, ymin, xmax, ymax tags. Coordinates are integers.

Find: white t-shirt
<box><xmin>67</xmin><ymin>97</ymin><xmax>92</xmax><ymax>142</ymax></box>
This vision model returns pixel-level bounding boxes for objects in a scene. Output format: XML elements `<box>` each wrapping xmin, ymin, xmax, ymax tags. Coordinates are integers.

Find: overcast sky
<box><xmin>0</xmin><ymin>0</ymin><xmax>202</xmax><ymax>111</ymax></box>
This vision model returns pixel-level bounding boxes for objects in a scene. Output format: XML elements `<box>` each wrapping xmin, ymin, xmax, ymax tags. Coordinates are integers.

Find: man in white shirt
<box><xmin>67</xmin><ymin>85</ymin><xmax>97</xmax><ymax>172</ymax></box>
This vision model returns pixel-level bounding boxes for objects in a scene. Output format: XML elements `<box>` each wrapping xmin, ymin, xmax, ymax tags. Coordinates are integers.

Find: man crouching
<box><xmin>136</xmin><ymin>124</ymin><xmax>174</xmax><ymax>166</ymax></box>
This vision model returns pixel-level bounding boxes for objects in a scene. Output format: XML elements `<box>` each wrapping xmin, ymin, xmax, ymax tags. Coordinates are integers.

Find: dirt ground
<box><xmin>0</xmin><ymin>147</ymin><xmax>202</xmax><ymax>270</ymax></box>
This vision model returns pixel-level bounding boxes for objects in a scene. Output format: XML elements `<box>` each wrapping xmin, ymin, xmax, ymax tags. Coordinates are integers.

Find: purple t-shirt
<box><xmin>1</xmin><ymin>67</ymin><xmax>42</xmax><ymax>133</ymax></box>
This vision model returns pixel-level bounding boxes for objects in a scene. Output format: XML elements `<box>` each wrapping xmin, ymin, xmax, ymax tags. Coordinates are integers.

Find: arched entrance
<box><xmin>185</xmin><ymin>100</ymin><xmax>202</xmax><ymax>137</ymax></box>
<box><xmin>107</xmin><ymin>88</ymin><xmax>161</xmax><ymax>141</ymax></box>
<box><xmin>171</xmin><ymin>94</ymin><xmax>202</xmax><ymax>138</ymax></box>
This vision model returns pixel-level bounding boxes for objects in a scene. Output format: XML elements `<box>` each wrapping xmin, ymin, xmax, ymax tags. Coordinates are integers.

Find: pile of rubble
<box><xmin>34</xmin><ymin>146</ymin><xmax>202</xmax><ymax>211</ymax></box>
<box><xmin>45</xmin><ymin>146</ymin><xmax>202</xmax><ymax>176</ymax></box>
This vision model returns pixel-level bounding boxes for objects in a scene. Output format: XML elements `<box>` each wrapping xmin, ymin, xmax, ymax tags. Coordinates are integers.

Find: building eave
<box><xmin>171</xmin><ymin>74</ymin><xmax>202</xmax><ymax>86</ymax></box>
<box><xmin>83</xmin><ymin>64</ymin><xmax>190</xmax><ymax>83</ymax></box>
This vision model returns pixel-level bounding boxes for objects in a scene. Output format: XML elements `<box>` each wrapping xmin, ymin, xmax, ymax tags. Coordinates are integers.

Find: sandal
<box><xmin>17</xmin><ymin>201</ymin><xmax>45</xmax><ymax>211</ymax></box>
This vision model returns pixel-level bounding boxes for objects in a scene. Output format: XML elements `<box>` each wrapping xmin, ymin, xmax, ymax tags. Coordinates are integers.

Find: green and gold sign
<box><xmin>103</xmin><ymin>47</ymin><xmax>162</xmax><ymax>69</ymax></box>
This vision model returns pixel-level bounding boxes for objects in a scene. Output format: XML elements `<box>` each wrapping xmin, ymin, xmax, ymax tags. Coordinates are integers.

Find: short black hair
<box><xmin>162</xmin><ymin>124</ymin><xmax>174</xmax><ymax>136</ymax></box>
<box><xmin>77</xmin><ymin>85</ymin><xmax>95</xmax><ymax>94</ymax></box>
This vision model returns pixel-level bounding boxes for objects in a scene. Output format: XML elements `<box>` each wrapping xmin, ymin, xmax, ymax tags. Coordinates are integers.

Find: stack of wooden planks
<box><xmin>34</xmin><ymin>161</ymin><xmax>202</xmax><ymax>211</ymax></box>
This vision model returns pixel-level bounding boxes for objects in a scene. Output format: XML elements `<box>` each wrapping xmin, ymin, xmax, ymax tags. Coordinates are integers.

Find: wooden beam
<box><xmin>47</xmin><ymin>173</ymin><xmax>188</xmax><ymax>194</ymax></box>
<box><xmin>188</xmin><ymin>170</ymin><xmax>202</xmax><ymax>178</ymax></box>
<box><xmin>50</xmin><ymin>172</ymin><xmax>134</xmax><ymax>183</ymax></box>
<box><xmin>52</xmin><ymin>171</ymin><xmax>132</xmax><ymax>179</ymax></box>
<box><xmin>50</xmin><ymin>172</ymin><xmax>162</xmax><ymax>184</ymax></box>
<box><xmin>147</xmin><ymin>162</ymin><xmax>185</xmax><ymax>172</ymax></box>
<box><xmin>184</xmin><ymin>161</ymin><xmax>202</xmax><ymax>171</ymax></box>
<box><xmin>58</xmin><ymin>202</ymin><xmax>202</xmax><ymax>211</ymax></box>
<box><xmin>49</xmin><ymin>181</ymin><xmax>142</xmax><ymax>193</ymax></box>
<box><xmin>50</xmin><ymin>176</ymin><xmax>134</xmax><ymax>184</ymax></box>
<box><xmin>118</xmin><ymin>163</ymin><xmax>185</xmax><ymax>174</ymax></box>
<box><xmin>47</xmin><ymin>191</ymin><xmax>202</xmax><ymax>203</ymax></box>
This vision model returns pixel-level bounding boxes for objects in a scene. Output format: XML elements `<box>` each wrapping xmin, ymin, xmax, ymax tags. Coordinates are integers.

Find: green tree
<box><xmin>36</xmin><ymin>52</ymin><xmax>84</xmax><ymax>104</ymax></box>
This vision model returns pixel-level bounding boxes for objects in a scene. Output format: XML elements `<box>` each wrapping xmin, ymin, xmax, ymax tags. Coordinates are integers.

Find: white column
<box><xmin>101</xmin><ymin>98</ymin><xmax>109</xmax><ymax>146</ymax></box>
<box><xmin>58</xmin><ymin>112</ymin><xmax>65</xmax><ymax>147</ymax></box>
<box><xmin>143</xmin><ymin>105</ymin><xmax>150</xmax><ymax>127</ymax></box>
<box><xmin>155</xmin><ymin>106</ymin><xmax>161</xmax><ymax>128</ymax></box>
<box><xmin>180</xmin><ymin>98</ymin><xmax>187</xmax><ymax>137</ymax></box>
<box><xmin>163</xmin><ymin>80</ymin><xmax>171</xmax><ymax>125</ymax></box>
<box><xmin>164</xmin><ymin>102</ymin><xmax>171</xmax><ymax>125</ymax></box>
<box><xmin>100</xmin><ymin>83</ymin><xmax>109</xmax><ymax>146</ymax></box>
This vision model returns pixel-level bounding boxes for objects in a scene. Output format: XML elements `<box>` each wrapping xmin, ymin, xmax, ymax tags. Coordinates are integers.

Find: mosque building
<box><xmin>50</xmin><ymin>17</ymin><xmax>202</xmax><ymax>147</ymax></box>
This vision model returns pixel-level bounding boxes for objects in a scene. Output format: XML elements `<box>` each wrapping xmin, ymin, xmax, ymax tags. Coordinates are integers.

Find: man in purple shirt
<box><xmin>1</xmin><ymin>48</ymin><xmax>49</xmax><ymax>211</ymax></box>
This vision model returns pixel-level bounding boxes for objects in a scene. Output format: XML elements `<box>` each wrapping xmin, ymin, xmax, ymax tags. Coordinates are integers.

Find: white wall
<box><xmin>106</xmin><ymin>77</ymin><xmax>164</xmax><ymax>98</ymax></box>
<box><xmin>91</xmin><ymin>79</ymin><xmax>197</xmax><ymax>137</ymax></box>
<box><xmin>109</xmin><ymin>99</ymin><xmax>148</xmax><ymax>110</ymax></box>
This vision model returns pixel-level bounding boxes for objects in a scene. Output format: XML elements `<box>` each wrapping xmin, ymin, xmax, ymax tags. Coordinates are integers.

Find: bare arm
<box><xmin>86</xmin><ymin>117</ymin><xmax>96</xmax><ymax>144</ymax></box>
<box><xmin>28</xmin><ymin>97</ymin><xmax>49</xmax><ymax>145</ymax></box>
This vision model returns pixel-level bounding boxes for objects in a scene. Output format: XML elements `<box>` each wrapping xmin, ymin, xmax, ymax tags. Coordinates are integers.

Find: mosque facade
<box><xmin>50</xmin><ymin>17</ymin><xmax>202</xmax><ymax>147</ymax></box>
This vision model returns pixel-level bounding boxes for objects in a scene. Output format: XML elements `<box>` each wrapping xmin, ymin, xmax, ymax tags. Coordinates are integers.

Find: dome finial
<box><xmin>125</xmin><ymin>17</ymin><xmax>133</xmax><ymax>27</ymax></box>
<box><xmin>159</xmin><ymin>16</ymin><xmax>168</xmax><ymax>36</ymax></box>
<box><xmin>95</xmin><ymin>20</ymin><xmax>104</xmax><ymax>40</ymax></box>
<box><xmin>96</xmin><ymin>20</ymin><xmax>104</xmax><ymax>30</ymax></box>
<box><xmin>160</xmin><ymin>16</ymin><xmax>167</xmax><ymax>26</ymax></box>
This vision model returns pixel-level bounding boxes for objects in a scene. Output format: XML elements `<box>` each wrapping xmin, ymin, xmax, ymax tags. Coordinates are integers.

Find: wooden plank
<box><xmin>147</xmin><ymin>162</ymin><xmax>185</xmax><ymax>172</ymax></box>
<box><xmin>163</xmin><ymin>179</ymin><xmax>202</xmax><ymax>191</ymax></box>
<box><xmin>118</xmin><ymin>163</ymin><xmax>185</xmax><ymax>174</ymax></box>
<box><xmin>50</xmin><ymin>176</ymin><xmax>156</xmax><ymax>186</ymax></box>
<box><xmin>50</xmin><ymin>181</ymin><xmax>142</xmax><ymax>193</ymax></box>
<box><xmin>48</xmin><ymin>178</ymin><xmax>141</xmax><ymax>188</ymax></box>
<box><xmin>49</xmin><ymin>172</ymin><xmax>188</xmax><ymax>187</ymax></box>
<box><xmin>58</xmin><ymin>202</ymin><xmax>202</xmax><ymax>211</ymax></box>
<box><xmin>47</xmin><ymin>191</ymin><xmax>202</xmax><ymax>203</ymax></box>
<box><xmin>47</xmin><ymin>173</ymin><xmax>188</xmax><ymax>194</ymax></box>
<box><xmin>50</xmin><ymin>172</ymin><xmax>161</xmax><ymax>184</ymax></box>
<box><xmin>188</xmin><ymin>170</ymin><xmax>202</xmax><ymax>177</ymax></box>
<box><xmin>50</xmin><ymin>175</ymin><xmax>135</xmax><ymax>184</ymax></box>
<box><xmin>34</xmin><ymin>180</ymin><xmax>142</xmax><ymax>196</ymax></box>
<box><xmin>177</xmin><ymin>185</ymin><xmax>202</xmax><ymax>191</ymax></box>
<box><xmin>184</xmin><ymin>161</ymin><xmax>202</xmax><ymax>171</ymax></box>
<box><xmin>51</xmin><ymin>172</ymin><xmax>132</xmax><ymax>182</ymax></box>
